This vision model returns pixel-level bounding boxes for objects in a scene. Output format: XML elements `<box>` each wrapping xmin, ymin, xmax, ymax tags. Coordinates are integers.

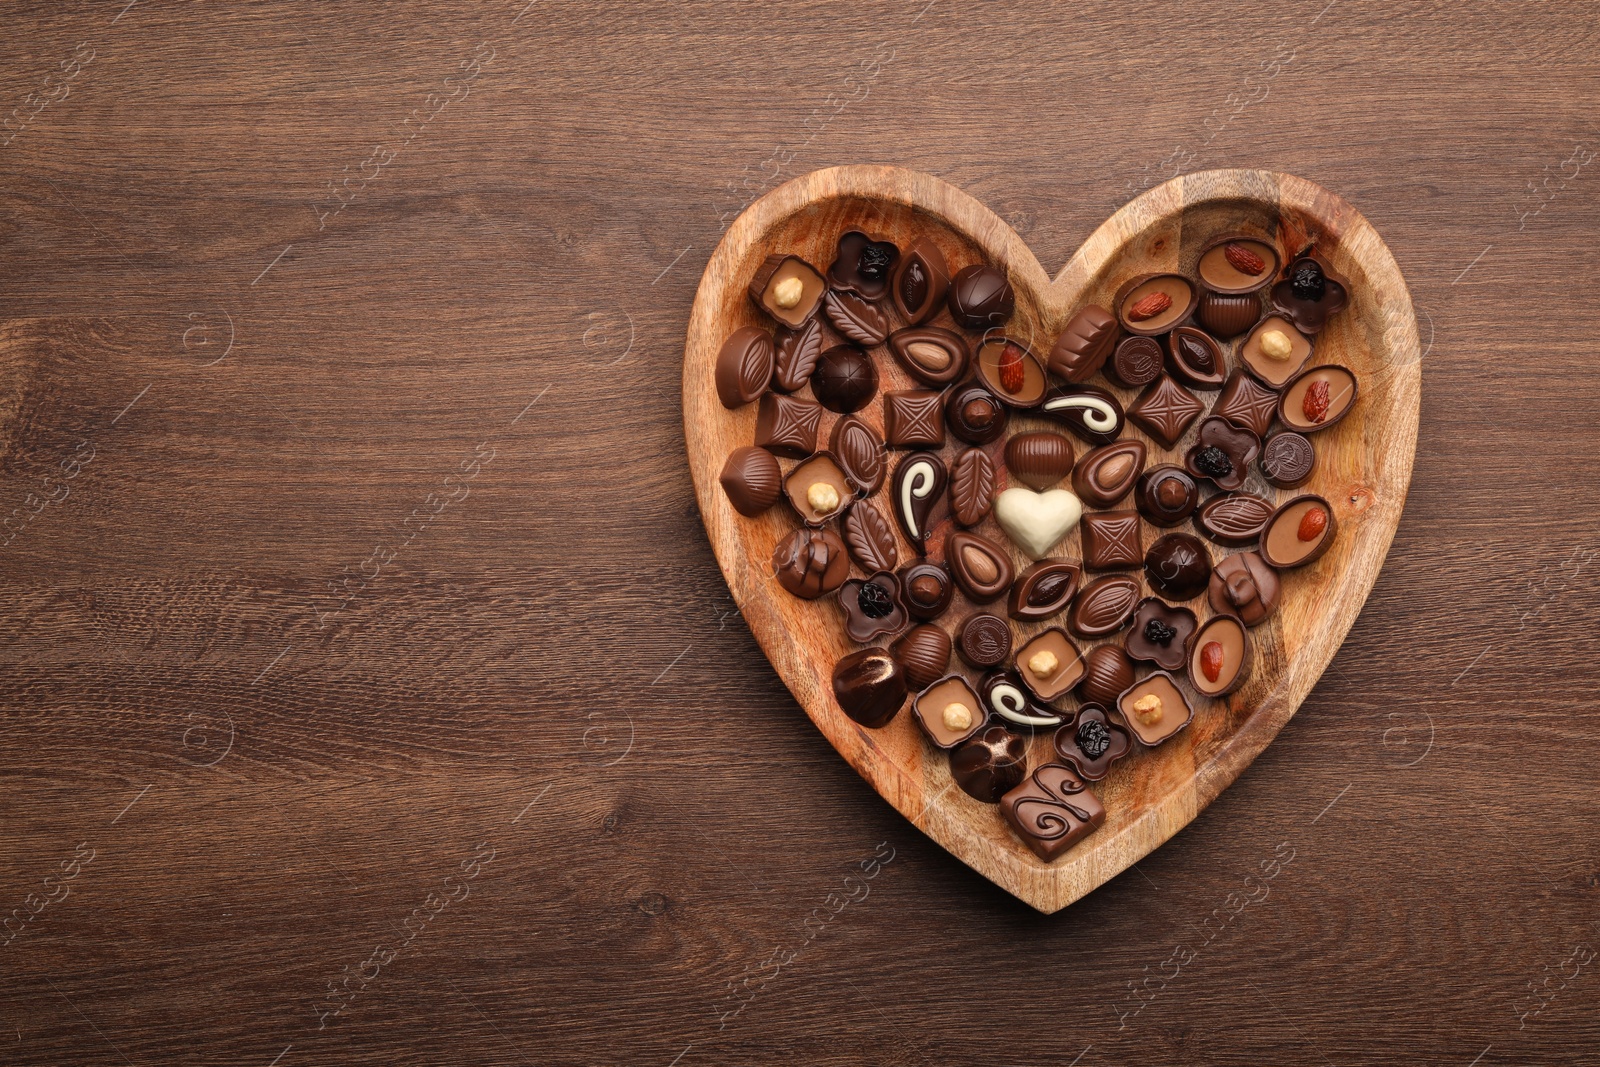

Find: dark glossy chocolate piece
<box><xmin>950</xmin><ymin>725</ymin><xmax>1028</xmax><ymax>803</ymax></box>
<box><xmin>949</xmin><ymin>448</ymin><xmax>996</xmax><ymax>527</ymax></box>
<box><xmin>1260</xmin><ymin>494</ymin><xmax>1337</xmax><ymax>569</ymax></box>
<box><xmin>1067</xmin><ymin>573</ymin><xmax>1140</xmax><ymax>638</ymax></box>
<box><xmin>1127</xmin><ymin>376</ymin><xmax>1203</xmax><ymax>449</ymax></box>
<box><xmin>810</xmin><ymin>344</ymin><xmax>878</xmax><ymax>413</ymax></box>
<box><xmin>827</xmin><ymin>230</ymin><xmax>899</xmax><ymax>300</ymax></box>
<box><xmin>946</xmin><ymin>264</ymin><xmax>1014</xmax><ymax>330</ymax></box>
<box><xmin>898</xmin><ymin>559</ymin><xmax>954</xmax><ymax>621</ymax></box>
<box><xmin>1005</xmin><ymin>431</ymin><xmax>1075</xmax><ymax>491</ymax></box>
<box><xmin>772</xmin><ymin>316</ymin><xmax>824</xmax><ymax>393</ymax></box>
<box><xmin>829</xmin><ymin>414</ymin><xmax>885</xmax><ymax>495</ymax></box>
<box><xmin>890</xmin><ymin>451</ymin><xmax>946</xmax><ymax>551</ymax></box>
<box><xmin>1260</xmin><ymin>432</ymin><xmax>1315</xmax><ymax>489</ymax></box>
<box><xmin>823</xmin><ymin>289</ymin><xmax>889</xmax><ymax>346</ymax></box>
<box><xmin>831</xmin><ymin>648</ymin><xmax>906</xmax><ymax>728</ymax></box>
<box><xmin>888</xmin><ymin>326</ymin><xmax>970</xmax><ymax>387</ymax></box>
<box><xmin>890</xmin><ymin>237</ymin><xmax>950</xmax><ymax>324</ymax></box>
<box><xmin>1016</xmin><ymin>627</ymin><xmax>1086</xmax><ymax>702</ymax></box>
<box><xmin>1008</xmin><ymin>559</ymin><xmax>1082</xmax><ymax>621</ymax></box>
<box><xmin>841</xmin><ymin>499</ymin><xmax>898</xmax><ymax>572</ymax></box>
<box><xmin>946</xmin><ymin>530</ymin><xmax>1014</xmax><ymax>603</ymax></box>
<box><xmin>784</xmin><ymin>452</ymin><xmax>852</xmax><ymax>525</ymax></box>
<box><xmin>1052</xmin><ymin>704</ymin><xmax>1131</xmax><ymax>781</ymax></box>
<box><xmin>1118</xmin><ymin>671</ymin><xmax>1193</xmax><ymax>746</ymax></box>
<box><xmin>1240</xmin><ymin>315</ymin><xmax>1315</xmax><ymax>388</ymax></box>
<box><xmin>1037</xmin><ymin>386</ymin><xmax>1125</xmax><ymax>446</ymax></box>
<box><xmin>1270</xmin><ymin>254</ymin><xmax>1349</xmax><ymax>334</ymax></box>
<box><xmin>1165</xmin><ymin>326</ymin><xmax>1227</xmax><ymax>390</ymax></box>
<box><xmin>975</xmin><ymin>337</ymin><xmax>1048</xmax><ymax>408</ymax></box>
<box><xmin>1134</xmin><ymin>465</ymin><xmax>1199</xmax><ymax>527</ymax></box>
<box><xmin>1081</xmin><ymin>510</ymin><xmax>1142</xmax><ymax>570</ymax></box>
<box><xmin>719</xmin><ymin>446</ymin><xmax>782</xmax><ymax>517</ymax></box>
<box><xmin>1195</xmin><ymin>492</ymin><xmax>1275</xmax><ymax>545</ymax></box>
<box><xmin>1048</xmin><ymin>304</ymin><xmax>1119</xmax><ymax>383</ymax></box>
<box><xmin>980</xmin><ymin>669</ymin><xmax>1069</xmax><ymax>730</ymax></box>
<box><xmin>1107</xmin><ymin>336</ymin><xmax>1165</xmax><ymax>389</ymax></box>
<box><xmin>749</xmin><ymin>253</ymin><xmax>826</xmax><ymax>328</ymax></box>
<box><xmin>1191</xmin><ymin>613</ymin><xmax>1252</xmax><ymax>697</ymax></box>
<box><xmin>1184</xmin><ymin>417</ymin><xmax>1261</xmax><ymax>491</ymax></box>
<box><xmin>1000</xmin><ymin>763</ymin><xmax>1105</xmax><ymax>862</ymax></box>
<box><xmin>716</xmin><ymin>326</ymin><xmax>774</xmax><ymax>409</ymax></box>
<box><xmin>1213</xmin><ymin>370</ymin><xmax>1281</xmax><ymax>438</ymax></box>
<box><xmin>912</xmin><ymin>674</ymin><xmax>984</xmax><ymax>749</ymax></box>
<box><xmin>1125</xmin><ymin>597</ymin><xmax>1198</xmax><ymax>671</ymax></box>
<box><xmin>1197</xmin><ymin>235</ymin><xmax>1278</xmax><ymax>294</ymax></box>
<box><xmin>891</xmin><ymin>624</ymin><xmax>952</xmax><ymax>691</ymax></box>
<box><xmin>1077</xmin><ymin>644</ymin><xmax>1136</xmax><ymax>705</ymax></box>
<box><xmin>883</xmin><ymin>390</ymin><xmax>946</xmax><ymax>449</ymax></box>
<box><xmin>1144</xmin><ymin>532</ymin><xmax>1213</xmax><ymax>601</ymax></box>
<box><xmin>956</xmin><ymin>612</ymin><xmax>1012</xmax><ymax>669</ymax></box>
<box><xmin>1197</xmin><ymin>290</ymin><xmax>1261</xmax><ymax>339</ymax></box>
<box><xmin>1279</xmin><ymin>364</ymin><xmax>1358</xmax><ymax>433</ymax></box>
<box><xmin>837</xmin><ymin>572</ymin><xmax>909</xmax><ymax>644</ymax></box>
<box><xmin>1208</xmin><ymin>551</ymin><xmax>1280</xmax><ymax>626</ymax></box>
<box><xmin>1116</xmin><ymin>273</ymin><xmax>1197</xmax><ymax>335</ymax></box>
<box><xmin>754</xmin><ymin>392</ymin><xmax>822</xmax><ymax>458</ymax></box>
<box><xmin>1072</xmin><ymin>441</ymin><xmax>1145</xmax><ymax>509</ymax></box>
<box><xmin>772</xmin><ymin>527</ymin><xmax>849</xmax><ymax>599</ymax></box>
<box><xmin>944</xmin><ymin>382</ymin><xmax>1009</xmax><ymax>445</ymax></box>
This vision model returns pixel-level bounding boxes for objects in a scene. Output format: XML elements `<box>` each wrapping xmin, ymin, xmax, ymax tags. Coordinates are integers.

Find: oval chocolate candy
<box><xmin>840</xmin><ymin>499</ymin><xmax>898</xmax><ymax>573</ymax></box>
<box><xmin>715</xmin><ymin>326</ymin><xmax>774</xmax><ymax>409</ymax></box>
<box><xmin>946</xmin><ymin>530</ymin><xmax>1014</xmax><ymax>603</ymax></box>
<box><xmin>1194</xmin><ymin>492</ymin><xmax>1275</xmax><ymax>546</ymax></box>
<box><xmin>1005</xmin><ymin>431</ymin><xmax>1075</xmax><ymax>492</ymax></box>
<box><xmin>1165</xmin><ymin>326</ymin><xmax>1226</xmax><ymax>390</ymax></box>
<box><xmin>944</xmin><ymin>381</ymin><xmax>1009</xmax><ymax>445</ymax></box>
<box><xmin>888</xmin><ymin>326</ymin><xmax>969</xmax><ymax>387</ymax></box>
<box><xmin>1067</xmin><ymin>573</ymin><xmax>1140</xmax><ymax>638</ymax></box>
<box><xmin>890</xmin><ymin>237</ymin><xmax>950</xmax><ymax>325</ymax></box>
<box><xmin>949</xmin><ymin>448</ymin><xmax>996</xmax><ymax>528</ymax></box>
<box><xmin>1072</xmin><ymin>440</ymin><xmax>1145</xmax><ymax>510</ymax></box>
<box><xmin>1259</xmin><ymin>493</ymin><xmax>1337</xmax><ymax>569</ymax></box>
<box><xmin>1008</xmin><ymin>559</ymin><xmax>1081</xmax><ymax>621</ymax></box>
<box><xmin>829</xmin><ymin>414</ymin><xmax>885</xmax><ymax>495</ymax></box>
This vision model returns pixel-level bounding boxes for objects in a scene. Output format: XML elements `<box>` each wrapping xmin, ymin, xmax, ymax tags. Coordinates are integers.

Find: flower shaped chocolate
<box><xmin>1052</xmin><ymin>704</ymin><xmax>1132</xmax><ymax>780</ymax></box>
<box><xmin>1270</xmin><ymin>254</ymin><xmax>1349</xmax><ymax>334</ymax></box>
<box><xmin>837</xmin><ymin>571</ymin><xmax>908</xmax><ymax>643</ymax></box>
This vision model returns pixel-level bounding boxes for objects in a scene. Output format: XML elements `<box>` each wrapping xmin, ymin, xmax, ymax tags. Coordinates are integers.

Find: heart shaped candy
<box><xmin>993</xmin><ymin>487</ymin><xmax>1083</xmax><ymax>560</ymax></box>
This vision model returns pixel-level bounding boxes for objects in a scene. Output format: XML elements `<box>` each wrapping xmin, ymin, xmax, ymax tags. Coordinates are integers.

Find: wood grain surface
<box><xmin>0</xmin><ymin>2</ymin><xmax>1596</xmax><ymax>1064</ymax></box>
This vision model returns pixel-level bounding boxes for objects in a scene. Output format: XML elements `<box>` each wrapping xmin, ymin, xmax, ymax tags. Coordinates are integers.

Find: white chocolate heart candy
<box><xmin>993</xmin><ymin>487</ymin><xmax>1083</xmax><ymax>560</ymax></box>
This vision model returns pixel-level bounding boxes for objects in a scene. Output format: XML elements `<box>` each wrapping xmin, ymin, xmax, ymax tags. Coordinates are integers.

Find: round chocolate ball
<box><xmin>949</xmin><ymin>725</ymin><xmax>1028</xmax><ymax>803</ymax></box>
<box><xmin>810</xmin><ymin>344</ymin><xmax>878</xmax><ymax>413</ymax></box>
<box><xmin>947</xmin><ymin>265</ymin><xmax>1015</xmax><ymax>330</ymax></box>
<box><xmin>1134</xmin><ymin>465</ymin><xmax>1199</xmax><ymax>527</ymax></box>
<box><xmin>831</xmin><ymin>649</ymin><xmax>906</xmax><ymax>728</ymax></box>
<box><xmin>1144</xmin><ymin>533</ymin><xmax>1213</xmax><ymax>601</ymax></box>
<box><xmin>945</xmin><ymin>382</ymin><xmax>1009</xmax><ymax>445</ymax></box>
<box><xmin>897</xmin><ymin>560</ymin><xmax>954</xmax><ymax>621</ymax></box>
<box><xmin>1077</xmin><ymin>644</ymin><xmax>1136</xmax><ymax>705</ymax></box>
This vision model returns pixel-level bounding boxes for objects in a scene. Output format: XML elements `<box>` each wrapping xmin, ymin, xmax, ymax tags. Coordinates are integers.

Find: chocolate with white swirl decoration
<box><xmin>1037</xmin><ymin>386</ymin><xmax>1125</xmax><ymax>445</ymax></box>
<box><xmin>979</xmin><ymin>670</ymin><xmax>1067</xmax><ymax>729</ymax></box>
<box><xmin>891</xmin><ymin>451</ymin><xmax>945</xmax><ymax>551</ymax></box>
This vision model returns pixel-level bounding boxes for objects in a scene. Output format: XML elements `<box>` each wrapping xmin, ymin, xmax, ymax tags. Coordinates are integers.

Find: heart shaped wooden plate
<box><xmin>684</xmin><ymin>167</ymin><xmax>1419</xmax><ymax>913</ymax></box>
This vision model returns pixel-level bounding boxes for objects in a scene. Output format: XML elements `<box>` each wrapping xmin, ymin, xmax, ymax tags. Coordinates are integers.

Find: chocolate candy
<box><xmin>1125</xmin><ymin>597</ymin><xmax>1198</xmax><ymax>671</ymax></box>
<box><xmin>956</xmin><ymin>611</ymin><xmax>1012</xmax><ymax>669</ymax></box>
<box><xmin>1270</xmin><ymin>254</ymin><xmax>1349</xmax><ymax>334</ymax></box>
<box><xmin>829</xmin><ymin>414</ymin><xmax>885</xmax><ymax>495</ymax></box>
<box><xmin>891</xmin><ymin>237</ymin><xmax>950</xmax><ymax>325</ymax></box>
<box><xmin>1000</xmin><ymin>763</ymin><xmax>1105</xmax><ymax>862</ymax></box>
<box><xmin>831</xmin><ymin>648</ymin><xmax>906</xmax><ymax>728</ymax></box>
<box><xmin>1067</xmin><ymin>574</ymin><xmax>1140</xmax><ymax>638</ymax></box>
<box><xmin>888</xmin><ymin>326</ymin><xmax>970</xmax><ymax>387</ymax></box>
<box><xmin>891</xmin><ymin>451</ymin><xmax>946</xmax><ymax>551</ymax></box>
<box><xmin>715</xmin><ymin>326</ymin><xmax>774</xmax><ymax>409</ymax></box>
<box><xmin>837</xmin><ymin>572</ymin><xmax>909</xmax><ymax>643</ymax></box>
<box><xmin>1107</xmin><ymin>335</ymin><xmax>1165</xmax><ymax>388</ymax></box>
<box><xmin>899</xmin><ymin>559</ymin><xmax>953</xmax><ymax>620</ymax></box>
<box><xmin>1008</xmin><ymin>560</ymin><xmax>1081</xmax><ymax>621</ymax></box>
<box><xmin>883</xmin><ymin>390</ymin><xmax>946</xmax><ymax>449</ymax></box>
<box><xmin>719</xmin><ymin>446</ymin><xmax>782</xmax><ymax>517</ymax></box>
<box><xmin>1240</xmin><ymin>314</ymin><xmax>1314</xmax><ymax>388</ymax></box>
<box><xmin>975</xmin><ymin>337</ymin><xmax>1048</xmax><ymax>408</ymax></box>
<box><xmin>1072</xmin><ymin>441</ymin><xmax>1145</xmax><ymax>509</ymax></box>
<box><xmin>1048</xmin><ymin>304</ymin><xmax>1118</xmax><ymax>382</ymax></box>
<box><xmin>1080</xmin><ymin>510</ymin><xmax>1142</xmax><ymax>570</ymax></box>
<box><xmin>946</xmin><ymin>530</ymin><xmax>1015</xmax><ymax>603</ymax></box>
<box><xmin>1184</xmin><ymin>417</ymin><xmax>1261</xmax><ymax>491</ymax></box>
<box><xmin>1213</xmin><ymin>370</ymin><xmax>1281</xmax><ymax>438</ymax></box>
<box><xmin>1134</xmin><ymin>465</ymin><xmax>1199</xmax><ymax>527</ymax></box>
<box><xmin>754</xmin><ymin>392</ymin><xmax>822</xmax><ymax>458</ymax></box>
<box><xmin>810</xmin><ymin>344</ymin><xmax>878</xmax><ymax>413</ymax></box>
<box><xmin>784</xmin><ymin>452</ymin><xmax>852</xmax><ymax>524</ymax></box>
<box><xmin>1127</xmin><ymin>375</ymin><xmax>1203</xmax><ymax>449</ymax></box>
<box><xmin>949</xmin><ymin>448</ymin><xmax>996</xmax><ymax>527</ymax></box>
<box><xmin>1118</xmin><ymin>671</ymin><xmax>1193</xmax><ymax>746</ymax></box>
<box><xmin>823</xmin><ymin>289</ymin><xmax>889</xmax><ymax>347</ymax></box>
<box><xmin>1165</xmin><ymin>326</ymin><xmax>1226</xmax><ymax>390</ymax></box>
<box><xmin>772</xmin><ymin>317</ymin><xmax>824</xmax><ymax>393</ymax></box>
<box><xmin>1191</xmin><ymin>614</ymin><xmax>1252</xmax><ymax>697</ymax></box>
<box><xmin>827</xmin><ymin>230</ymin><xmax>899</xmax><ymax>300</ymax></box>
<box><xmin>891</xmin><ymin>624</ymin><xmax>952</xmax><ymax>691</ymax></box>
<box><xmin>1005</xmin><ymin>431</ymin><xmax>1075</xmax><ymax>492</ymax></box>
<box><xmin>944</xmin><ymin>381</ymin><xmax>1009</xmax><ymax>445</ymax></box>
<box><xmin>1144</xmin><ymin>532</ymin><xmax>1213</xmax><ymax>601</ymax></box>
<box><xmin>1077</xmin><ymin>644</ymin><xmax>1135</xmax><ymax>705</ymax></box>
<box><xmin>1195</xmin><ymin>492</ymin><xmax>1275</xmax><ymax>545</ymax></box>
<box><xmin>1260</xmin><ymin>494</ymin><xmax>1337</xmax><ymax>569</ymax></box>
<box><xmin>1016</xmin><ymin>627</ymin><xmax>1086</xmax><ymax>701</ymax></box>
<box><xmin>912</xmin><ymin>675</ymin><xmax>984</xmax><ymax>749</ymax></box>
<box><xmin>1196</xmin><ymin>290</ymin><xmax>1261</xmax><ymax>339</ymax></box>
<box><xmin>1279</xmin><ymin>365</ymin><xmax>1358</xmax><ymax>432</ymax></box>
<box><xmin>772</xmin><ymin>527</ymin><xmax>849</xmax><ymax>599</ymax></box>
<box><xmin>841</xmin><ymin>499</ymin><xmax>898</xmax><ymax>572</ymax></box>
<box><xmin>1198</xmin><ymin>235</ymin><xmax>1279</xmax><ymax>294</ymax></box>
<box><xmin>1037</xmin><ymin>386</ymin><xmax>1125</xmax><ymax>446</ymax></box>
<box><xmin>1260</xmin><ymin>432</ymin><xmax>1315</xmax><ymax>489</ymax></box>
<box><xmin>980</xmin><ymin>669</ymin><xmax>1068</xmax><ymax>729</ymax></box>
<box><xmin>993</xmin><ymin>486</ymin><xmax>1083</xmax><ymax>561</ymax></box>
<box><xmin>947</xmin><ymin>264</ymin><xmax>1014</xmax><ymax>330</ymax></box>
<box><xmin>1116</xmin><ymin>273</ymin><xmax>1197</xmax><ymax>335</ymax></box>
<box><xmin>1052</xmin><ymin>704</ymin><xmax>1131</xmax><ymax>781</ymax></box>
<box><xmin>1208</xmin><ymin>551</ymin><xmax>1280</xmax><ymax>626</ymax></box>
<box><xmin>750</xmin><ymin>254</ymin><xmax>826</xmax><ymax>328</ymax></box>
<box><xmin>950</xmin><ymin>725</ymin><xmax>1028</xmax><ymax>803</ymax></box>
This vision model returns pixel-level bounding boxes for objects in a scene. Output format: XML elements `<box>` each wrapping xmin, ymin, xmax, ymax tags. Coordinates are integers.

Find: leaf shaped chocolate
<box><xmin>948</xmin><ymin>448</ymin><xmax>996</xmax><ymax>528</ymax></box>
<box><xmin>841</xmin><ymin>499</ymin><xmax>898</xmax><ymax>573</ymax></box>
<box><xmin>828</xmin><ymin>414</ymin><xmax>885</xmax><ymax>495</ymax></box>
<box><xmin>823</xmin><ymin>290</ymin><xmax>889</xmax><ymax>346</ymax></box>
<box><xmin>773</xmin><ymin>317</ymin><xmax>824</xmax><ymax>393</ymax></box>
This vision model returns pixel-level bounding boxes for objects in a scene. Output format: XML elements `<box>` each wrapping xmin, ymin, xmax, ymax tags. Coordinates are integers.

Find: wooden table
<box><xmin>0</xmin><ymin>3</ymin><xmax>1593</xmax><ymax>1063</ymax></box>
